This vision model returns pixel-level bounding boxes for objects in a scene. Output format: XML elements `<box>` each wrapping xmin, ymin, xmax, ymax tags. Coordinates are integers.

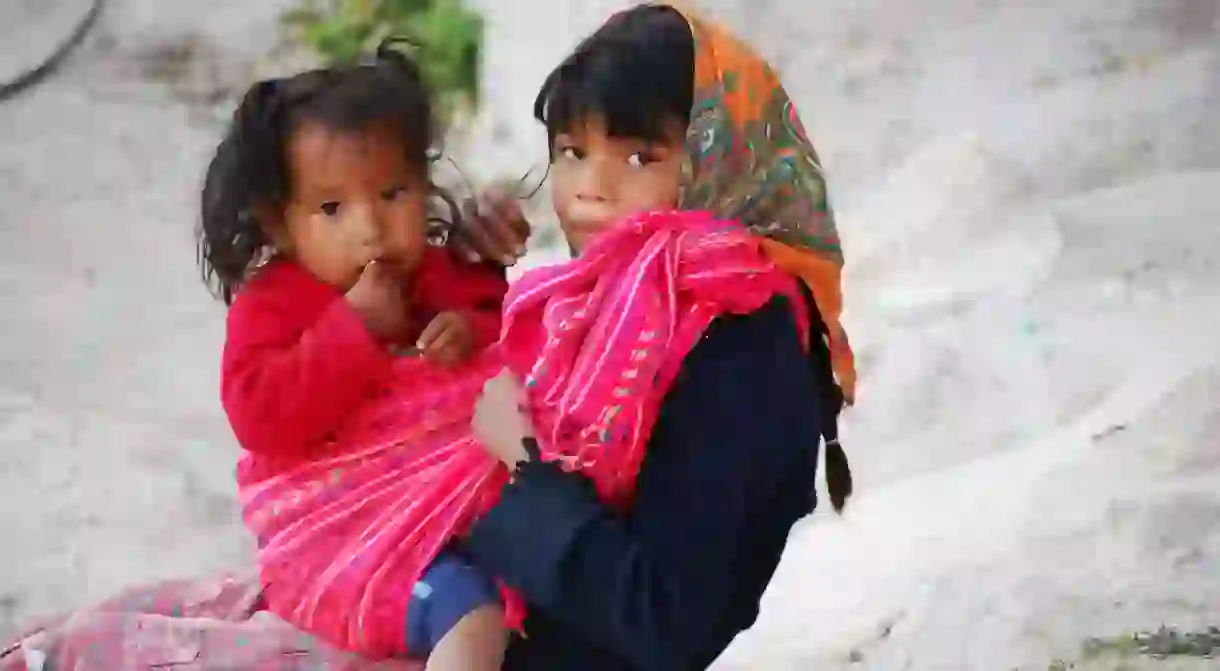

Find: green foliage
<box><xmin>283</xmin><ymin>0</ymin><xmax>482</xmax><ymax>118</ymax></box>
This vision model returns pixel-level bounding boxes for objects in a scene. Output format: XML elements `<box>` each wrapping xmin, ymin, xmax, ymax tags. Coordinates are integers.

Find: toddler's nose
<box><xmin>349</xmin><ymin>206</ymin><xmax>384</xmax><ymax>258</ymax></box>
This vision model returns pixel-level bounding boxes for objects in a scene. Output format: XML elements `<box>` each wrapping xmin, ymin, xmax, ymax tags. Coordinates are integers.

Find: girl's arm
<box><xmin>467</xmin><ymin>296</ymin><xmax>823</xmax><ymax>670</ymax></box>
<box><xmin>412</xmin><ymin>247</ymin><xmax>508</xmax><ymax>348</ymax></box>
<box><xmin>446</xmin><ymin>189</ymin><xmax>532</xmax><ymax>267</ymax></box>
<box><xmin>221</xmin><ymin>273</ymin><xmax>393</xmax><ymax>456</ymax></box>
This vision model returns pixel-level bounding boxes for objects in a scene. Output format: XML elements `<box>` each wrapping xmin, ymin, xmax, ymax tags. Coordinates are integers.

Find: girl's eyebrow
<box><xmin>608</xmin><ymin>137</ymin><xmax>667</xmax><ymax>150</ymax></box>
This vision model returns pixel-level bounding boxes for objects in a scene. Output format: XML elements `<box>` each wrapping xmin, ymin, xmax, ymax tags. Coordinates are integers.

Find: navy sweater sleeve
<box><xmin>466</xmin><ymin>297</ymin><xmax>824</xmax><ymax>670</ymax></box>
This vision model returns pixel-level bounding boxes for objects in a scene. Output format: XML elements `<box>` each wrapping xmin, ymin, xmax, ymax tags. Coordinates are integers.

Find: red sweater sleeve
<box><xmin>412</xmin><ymin>247</ymin><xmax>508</xmax><ymax>348</ymax></box>
<box><xmin>221</xmin><ymin>263</ymin><xmax>392</xmax><ymax>456</ymax></box>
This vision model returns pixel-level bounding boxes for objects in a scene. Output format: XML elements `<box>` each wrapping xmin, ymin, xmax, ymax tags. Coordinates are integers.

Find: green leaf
<box><xmin>282</xmin><ymin>0</ymin><xmax>483</xmax><ymax>118</ymax></box>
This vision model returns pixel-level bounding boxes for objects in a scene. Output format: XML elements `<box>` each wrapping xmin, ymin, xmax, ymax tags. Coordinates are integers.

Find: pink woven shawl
<box><xmin>237</xmin><ymin>210</ymin><xmax>801</xmax><ymax>656</ymax></box>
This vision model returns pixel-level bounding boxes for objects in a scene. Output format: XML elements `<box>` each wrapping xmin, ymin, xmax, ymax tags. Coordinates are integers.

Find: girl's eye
<box><xmin>381</xmin><ymin>185</ymin><xmax>408</xmax><ymax>201</ymax></box>
<box><xmin>558</xmin><ymin>146</ymin><xmax>583</xmax><ymax>161</ymax></box>
<box><xmin>627</xmin><ymin>152</ymin><xmax>657</xmax><ymax>168</ymax></box>
<box><xmin>320</xmin><ymin>201</ymin><xmax>340</xmax><ymax>216</ymax></box>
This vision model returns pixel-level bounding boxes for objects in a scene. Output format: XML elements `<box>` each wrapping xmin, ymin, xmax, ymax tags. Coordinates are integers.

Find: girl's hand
<box><xmin>417</xmin><ymin>311</ymin><xmax>474</xmax><ymax>366</ymax></box>
<box><xmin>451</xmin><ymin>187</ymin><xmax>532</xmax><ymax>266</ymax></box>
<box><xmin>473</xmin><ymin>369</ymin><xmax>533</xmax><ymax>470</ymax></box>
<box><xmin>345</xmin><ymin>261</ymin><xmax>409</xmax><ymax>342</ymax></box>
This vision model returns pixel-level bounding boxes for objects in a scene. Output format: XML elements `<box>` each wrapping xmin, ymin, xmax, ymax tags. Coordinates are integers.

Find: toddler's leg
<box><xmin>407</xmin><ymin>551</ymin><xmax>506</xmax><ymax>671</ymax></box>
<box><xmin>425</xmin><ymin>603</ymin><xmax>507</xmax><ymax>671</ymax></box>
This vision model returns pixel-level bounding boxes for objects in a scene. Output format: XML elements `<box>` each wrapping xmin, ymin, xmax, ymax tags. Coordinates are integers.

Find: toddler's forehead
<box><xmin>286</xmin><ymin>123</ymin><xmax>418</xmax><ymax>187</ymax></box>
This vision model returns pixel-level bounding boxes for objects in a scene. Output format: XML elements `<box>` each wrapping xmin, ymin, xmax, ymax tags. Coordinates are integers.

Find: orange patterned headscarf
<box><xmin>663</xmin><ymin>3</ymin><xmax>857</xmax><ymax>403</ymax></box>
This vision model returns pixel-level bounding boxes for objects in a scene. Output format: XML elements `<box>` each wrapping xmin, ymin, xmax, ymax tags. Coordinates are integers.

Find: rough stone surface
<box><xmin>2</xmin><ymin>1</ymin><xmax>1219</xmax><ymax>668</ymax></box>
<box><xmin>0</xmin><ymin>0</ymin><xmax>97</xmax><ymax>89</ymax></box>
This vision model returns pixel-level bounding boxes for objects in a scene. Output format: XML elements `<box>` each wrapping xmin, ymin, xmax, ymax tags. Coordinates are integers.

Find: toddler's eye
<box><xmin>558</xmin><ymin>146</ymin><xmax>583</xmax><ymax>161</ymax></box>
<box><xmin>320</xmin><ymin>201</ymin><xmax>340</xmax><ymax>217</ymax></box>
<box><xmin>381</xmin><ymin>185</ymin><xmax>408</xmax><ymax>201</ymax></box>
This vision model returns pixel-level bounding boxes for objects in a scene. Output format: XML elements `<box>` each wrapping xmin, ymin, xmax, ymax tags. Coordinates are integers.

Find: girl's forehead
<box><xmin>558</xmin><ymin>115</ymin><xmax>687</xmax><ymax>145</ymax></box>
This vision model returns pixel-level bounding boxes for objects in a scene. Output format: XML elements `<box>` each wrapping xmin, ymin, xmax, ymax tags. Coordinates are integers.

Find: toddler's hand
<box><xmin>345</xmin><ymin>261</ymin><xmax>409</xmax><ymax>342</ymax></box>
<box><xmin>417</xmin><ymin>311</ymin><xmax>475</xmax><ymax>366</ymax></box>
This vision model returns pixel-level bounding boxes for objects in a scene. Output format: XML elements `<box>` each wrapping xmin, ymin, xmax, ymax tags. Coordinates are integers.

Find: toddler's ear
<box><xmin>254</xmin><ymin>204</ymin><xmax>290</xmax><ymax>253</ymax></box>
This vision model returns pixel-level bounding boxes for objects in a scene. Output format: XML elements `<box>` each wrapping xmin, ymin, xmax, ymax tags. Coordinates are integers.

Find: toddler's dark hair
<box><xmin>198</xmin><ymin>41</ymin><xmax>435</xmax><ymax>305</ymax></box>
<box><xmin>534</xmin><ymin>4</ymin><xmax>694</xmax><ymax>148</ymax></box>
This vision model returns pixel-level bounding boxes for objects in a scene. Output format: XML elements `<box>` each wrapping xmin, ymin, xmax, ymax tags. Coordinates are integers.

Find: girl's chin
<box><xmin>559</xmin><ymin>228</ymin><xmax>596</xmax><ymax>256</ymax></box>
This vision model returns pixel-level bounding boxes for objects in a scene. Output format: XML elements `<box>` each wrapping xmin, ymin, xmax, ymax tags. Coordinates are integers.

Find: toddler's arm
<box><xmin>222</xmin><ymin>270</ymin><xmax>393</xmax><ymax>456</ymax></box>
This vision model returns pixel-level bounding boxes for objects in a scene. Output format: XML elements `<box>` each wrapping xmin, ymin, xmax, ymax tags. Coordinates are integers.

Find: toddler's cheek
<box><xmin>391</xmin><ymin>247</ymin><xmax>426</xmax><ymax>278</ymax></box>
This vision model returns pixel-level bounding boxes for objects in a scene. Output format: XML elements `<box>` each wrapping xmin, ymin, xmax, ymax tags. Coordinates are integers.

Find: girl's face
<box><xmin>270</xmin><ymin>121</ymin><xmax>429</xmax><ymax>290</ymax></box>
<box><xmin>550</xmin><ymin>116</ymin><xmax>686</xmax><ymax>254</ymax></box>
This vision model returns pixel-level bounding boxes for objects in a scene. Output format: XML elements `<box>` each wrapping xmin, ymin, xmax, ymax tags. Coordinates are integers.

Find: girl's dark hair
<box><xmin>198</xmin><ymin>41</ymin><xmax>437</xmax><ymax>304</ymax></box>
<box><xmin>533</xmin><ymin>4</ymin><xmax>694</xmax><ymax>148</ymax></box>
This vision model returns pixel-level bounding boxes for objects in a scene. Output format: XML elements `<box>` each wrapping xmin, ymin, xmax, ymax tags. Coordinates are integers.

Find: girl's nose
<box><xmin>575</xmin><ymin>190</ymin><xmax>609</xmax><ymax>203</ymax></box>
<box><xmin>576</xmin><ymin>159</ymin><xmax>615</xmax><ymax>203</ymax></box>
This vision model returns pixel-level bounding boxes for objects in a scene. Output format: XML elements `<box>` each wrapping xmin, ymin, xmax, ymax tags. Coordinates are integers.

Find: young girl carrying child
<box><xmin>464</xmin><ymin>4</ymin><xmax>858</xmax><ymax>668</ymax></box>
<box><xmin>198</xmin><ymin>44</ymin><xmax>511</xmax><ymax>669</ymax></box>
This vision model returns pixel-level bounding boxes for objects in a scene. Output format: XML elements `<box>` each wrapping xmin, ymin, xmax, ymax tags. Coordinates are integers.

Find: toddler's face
<box><xmin>549</xmin><ymin>116</ymin><xmax>685</xmax><ymax>254</ymax></box>
<box><xmin>271</xmin><ymin>121</ymin><xmax>428</xmax><ymax>290</ymax></box>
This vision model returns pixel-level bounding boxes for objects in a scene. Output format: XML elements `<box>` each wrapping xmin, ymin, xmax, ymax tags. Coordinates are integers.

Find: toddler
<box><xmin>198</xmin><ymin>42</ymin><xmax>509</xmax><ymax>669</ymax></box>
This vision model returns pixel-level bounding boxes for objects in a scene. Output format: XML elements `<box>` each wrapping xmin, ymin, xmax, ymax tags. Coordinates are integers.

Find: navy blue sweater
<box><xmin>466</xmin><ymin>296</ymin><xmax>825</xmax><ymax>670</ymax></box>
